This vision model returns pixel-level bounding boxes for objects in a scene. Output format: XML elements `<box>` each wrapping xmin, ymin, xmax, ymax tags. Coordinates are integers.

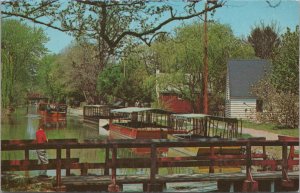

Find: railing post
<box><xmin>108</xmin><ymin>145</ymin><xmax>119</xmax><ymax>192</ymax></box>
<box><xmin>66</xmin><ymin>148</ymin><xmax>70</xmax><ymax>176</ymax></box>
<box><xmin>55</xmin><ymin>146</ymin><xmax>65</xmax><ymax>191</ymax></box>
<box><xmin>262</xmin><ymin>145</ymin><xmax>267</xmax><ymax>170</ymax></box>
<box><xmin>281</xmin><ymin>142</ymin><xmax>294</xmax><ymax>188</ymax></box>
<box><xmin>282</xmin><ymin>143</ymin><xmax>288</xmax><ymax>176</ymax></box>
<box><xmin>245</xmin><ymin>143</ymin><xmax>252</xmax><ymax>178</ymax></box>
<box><xmin>209</xmin><ymin>146</ymin><xmax>215</xmax><ymax>173</ymax></box>
<box><xmin>25</xmin><ymin>149</ymin><xmax>29</xmax><ymax>177</ymax></box>
<box><xmin>83</xmin><ymin>106</ymin><xmax>86</xmax><ymax>119</ymax></box>
<box><xmin>147</xmin><ymin>143</ymin><xmax>162</xmax><ymax>192</ymax></box>
<box><xmin>104</xmin><ymin>146</ymin><xmax>110</xmax><ymax>175</ymax></box>
<box><xmin>242</xmin><ymin>142</ymin><xmax>258</xmax><ymax>192</ymax></box>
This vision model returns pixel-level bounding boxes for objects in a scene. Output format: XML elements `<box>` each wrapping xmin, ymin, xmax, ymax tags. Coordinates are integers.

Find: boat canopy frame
<box><xmin>110</xmin><ymin>107</ymin><xmax>172</xmax><ymax>129</ymax></box>
<box><xmin>171</xmin><ymin>114</ymin><xmax>242</xmax><ymax>139</ymax></box>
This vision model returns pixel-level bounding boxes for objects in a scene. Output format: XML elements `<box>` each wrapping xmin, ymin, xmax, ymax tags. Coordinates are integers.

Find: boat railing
<box><xmin>112</xmin><ymin>121</ymin><xmax>170</xmax><ymax>129</ymax></box>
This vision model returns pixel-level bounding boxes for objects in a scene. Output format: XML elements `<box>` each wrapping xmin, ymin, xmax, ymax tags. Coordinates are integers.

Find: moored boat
<box><xmin>38</xmin><ymin>102</ymin><xmax>67</xmax><ymax>118</ymax></box>
<box><xmin>169</xmin><ymin>113</ymin><xmax>243</xmax><ymax>173</ymax></box>
<box><xmin>109</xmin><ymin>107</ymin><xmax>172</xmax><ymax>154</ymax></box>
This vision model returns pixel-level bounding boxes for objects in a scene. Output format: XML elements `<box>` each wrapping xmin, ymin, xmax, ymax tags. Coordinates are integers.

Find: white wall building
<box><xmin>225</xmin><ymin>59</ymin><xmax>270</xmax><ymax>120</ymax></box>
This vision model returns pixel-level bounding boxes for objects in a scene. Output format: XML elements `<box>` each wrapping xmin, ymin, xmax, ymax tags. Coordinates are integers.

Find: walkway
<box><xmin>242</xmin><ymin>127</ymin><xmax>279</xmax><ymax>140</ymax></box>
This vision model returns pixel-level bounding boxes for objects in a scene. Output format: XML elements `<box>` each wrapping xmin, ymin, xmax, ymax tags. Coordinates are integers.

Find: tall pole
<box><xmin>203</xmin><ymin>1</ymin><xmax>209</xmax><ymax>114</ymax></box>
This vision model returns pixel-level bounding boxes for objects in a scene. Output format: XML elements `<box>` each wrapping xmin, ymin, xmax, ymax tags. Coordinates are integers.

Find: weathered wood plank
<box><xmin>58</xmin><ymin>171</ymin><xmax>299</xmax><ymax>186</ymax></box>
<box><xmin>1</xmin><ymin>158</ymin><xmax>79</xmax><ymax>171</ymax></box>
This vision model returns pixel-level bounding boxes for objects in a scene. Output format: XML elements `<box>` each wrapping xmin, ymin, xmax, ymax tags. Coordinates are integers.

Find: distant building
<box><xmin>159</xmin><ymin>89</ymin><xmax>200</xmax><ymax>113</ymax></box>
<box><xmin>225</xmin><ymin>59</ymin><xmax>271</xmax><ymax>119</ymax></box>
<box><xmin>156</xmin><ymin>70</ymin><xmax>201</xmax><ymax>113</ymax></box>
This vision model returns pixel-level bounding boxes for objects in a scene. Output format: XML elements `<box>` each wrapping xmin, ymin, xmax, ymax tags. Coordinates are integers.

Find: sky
<box><xmin>44</xmin><ymin>0</ymin><xmax>299</xmax><ymax>54</ymax></box>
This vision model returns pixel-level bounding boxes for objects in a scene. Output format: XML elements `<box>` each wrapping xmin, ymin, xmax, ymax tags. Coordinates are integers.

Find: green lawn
<box><xmin>242</xmin><ymin>121</ymin><xmax>299</xmax><ymax>137</ymax></box>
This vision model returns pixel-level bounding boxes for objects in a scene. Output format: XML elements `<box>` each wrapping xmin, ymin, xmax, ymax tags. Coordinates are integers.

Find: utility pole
<box><xmin>202</xmin><ymin>1</ymin><xmax>209</xmax><ymax>114</ymax></box>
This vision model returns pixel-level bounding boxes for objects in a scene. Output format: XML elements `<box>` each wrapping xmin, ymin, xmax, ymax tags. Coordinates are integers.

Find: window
<box><xmin>256</xmin><ymin>100</ymin><xmax>263</xmax><ymax>112</ymax></box>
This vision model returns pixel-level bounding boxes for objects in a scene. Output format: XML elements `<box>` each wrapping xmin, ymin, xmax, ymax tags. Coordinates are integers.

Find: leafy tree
<box><xmin>1</xmin><ymin>51</ymin><xmax>13</xmax><ymax>110</ymax></box>
<box><xmin>271</xmin><ymin>26</ymin><xmax>299</xmax><ymax>94</ymax></box>
<box><xmin>97</xmin><ymin>56</ymin><xmax>155</xmax><ymax>105</ymax></box>
<box><xmin>248</xmin><ymin>22</ymin><xmax>280</xmax><ymax>59</ymax></box>
<box><xmin>1</xmin><ymin>19</ymin><xmax>48</xmax><ymax>110</ymax></box>
<box><xmin>35</xmin><ymin>54</ymin><xmax>66</xmax><ymax>102</ymax></box>
<box><xmin>55</xmin><ymin>42</ymin><xmax>100</xmax><ymax>104</ymax></box>
<box><xmin>251</xmin><ymin>26</ymin><xmax>299</xmax><ymax>128</ymax></box>
<box><xmin>151</xmin><ymin>22</ymin><xmax>255</xmax><ymax>112</ymax></box>
<box><xmin>2</xmin><ymin>1</ymin><xmax>223</xmax><ymax>104</ymax></box>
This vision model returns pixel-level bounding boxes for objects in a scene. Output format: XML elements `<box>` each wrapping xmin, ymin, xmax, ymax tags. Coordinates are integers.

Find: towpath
<box><xmin>242</xmin><ymin>127</ymin><xmax>279</xmax><ymax>140</ymax></box>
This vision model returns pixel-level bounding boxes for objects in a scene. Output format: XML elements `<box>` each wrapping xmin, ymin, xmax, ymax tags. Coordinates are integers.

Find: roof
<box><xmin>227</xmin><ymin>59</ymin><xmax>271</xmax><ymax>98</ymax></box>
<box><xmin>171</xmin><ymin>113</ymin><xmax>209</xmax><ymax>119</ymax></box>
<box><xmin>110</xmin><ymin>107</ymin><xmax>172</xmax><ymax>114</ymax></box>
<box><xmin>84</xmin><ymin>105</ymin><xmax>109</xmax><ymax>107</ymax></box>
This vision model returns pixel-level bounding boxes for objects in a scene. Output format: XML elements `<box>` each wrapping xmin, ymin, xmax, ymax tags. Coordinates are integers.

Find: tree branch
<box><xmin>26</xmin><ymin>0</ymin><xmax>59</xmax><ymax>15</ymax></box>
<box><xmin>75</xmin><ymin>0</ymin><xmax>143</xmax><ymax>7</ymax></box>
<box><xmin>1</xmin><ymin>11</ymin><xmax>72</xmax><ymax>32</ymax></box>
<box><xmin>113</xmin><ymin>2</ymin><xmax>223</xmax><ymax>47</ymax></box>
<box><xmin>266</xmin><ymin>0</ymin><xmax>281</xmax><ymax>8</ymax></box>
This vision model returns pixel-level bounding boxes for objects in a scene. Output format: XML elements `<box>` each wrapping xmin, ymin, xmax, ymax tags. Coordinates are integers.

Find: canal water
<box><xmin>1</xmin><ymin>106</ymin><xmax>217</xmax><ymax>192</ymax></box>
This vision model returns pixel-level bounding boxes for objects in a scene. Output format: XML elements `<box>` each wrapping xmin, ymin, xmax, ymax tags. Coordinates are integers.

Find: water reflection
<box><xmin>39</xmin><ymin>117</ymin><xmax>67</xmax><ymax>131</ymax></box>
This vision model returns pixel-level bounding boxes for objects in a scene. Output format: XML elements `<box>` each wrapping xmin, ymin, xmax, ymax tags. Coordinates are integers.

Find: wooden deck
<box><xmin>59</xmin><ymin>171</ymin><xmax>299</xmax><ymax>185</ymax></box>
<box><xmin>57</xmin><ymin>171</ymin><xmax>299</xmax><ymax>192</ymax></box>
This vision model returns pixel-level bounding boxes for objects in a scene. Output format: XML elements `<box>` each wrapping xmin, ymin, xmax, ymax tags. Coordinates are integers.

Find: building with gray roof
<box><xmin>225</xmin><ymin>59</ymin><xmax>271</xmax><ymax>119</ymax></box>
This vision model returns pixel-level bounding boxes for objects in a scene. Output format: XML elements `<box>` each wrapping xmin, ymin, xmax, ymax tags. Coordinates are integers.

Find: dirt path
<box><xmin>242</xmin><ymin>127</ymin><xmax>299</xmax><ymax>153</ymax></box>
<box><xmin>242</xmin><ymin>127</ymin><xmax>279</xmax><ymax>140</ymax></box>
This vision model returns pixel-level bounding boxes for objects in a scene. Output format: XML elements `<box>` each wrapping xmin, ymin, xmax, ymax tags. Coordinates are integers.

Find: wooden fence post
<box><xmin>242</xmin><ymin>142</ymin><xmax>258</xmax><ymax>192</ymax></box>
<box><xmin>281</xmin><ymin>142</ymin><xmax>294</xmax><ymax>188</ymax></box>
<box><xmin>147</xmin><ymin>143</ymin><xmax>162</xmax><ymax>192</ymax></box>
<box><xmin>108</xmin><ymin>145</ymin><xmax>119</xmax><ymax>192</ymax></box>
<box><xmin>55</xmin><ymin>146</ymin><xmax>65</xmax><ymax>191</ymax></box>
<box><xmin>25</xmin><ymin>149</ymin><xmax>29</xmax><ymax>177</ymax></box>
<box><xmin>66</xmin><ymin>148</ymin><xmax>70</xmax><ymax>176</ymax></box>
<box><xmin>104</xmin><ymin>147</ymin><xmax>110</xmax><ymax>175</ymax></box>
<box><xmin>209</xmin><ymin>146</ymin><xmax>215</xmax><ymax>173</ymax></box>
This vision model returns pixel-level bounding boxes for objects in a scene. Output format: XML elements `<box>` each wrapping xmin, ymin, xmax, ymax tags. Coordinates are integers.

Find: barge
<box><xmin>169</xmin><ymin>113</ymin><xmax>243</xmax><ymax>173</ymax></box>
<box><xmin>109</xmin><ymin>107</ymin><xmax>172</xmax><ymax>154</ymax></box>
<box><xmin>38</xmin><ymin>102</ymin><xmax>67</xmax><ymax>118</ymax></box>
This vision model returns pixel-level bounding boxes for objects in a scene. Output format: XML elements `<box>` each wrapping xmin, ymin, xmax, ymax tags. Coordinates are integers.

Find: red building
<box><xmin>159</xmin><ymin>92</ymin><xmax>201</xmax><ymax>113</ymax></box>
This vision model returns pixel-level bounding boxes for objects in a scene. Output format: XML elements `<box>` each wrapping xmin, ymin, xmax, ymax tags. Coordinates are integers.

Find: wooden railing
<box><xmin>1</xmin><ymin>137</ymin><xmax>299</xmax><ymax>192</ymax></box>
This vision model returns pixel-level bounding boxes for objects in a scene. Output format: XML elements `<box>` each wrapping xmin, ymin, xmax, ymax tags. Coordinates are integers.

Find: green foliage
<box><xmin>97</xmin><ymin>65</ymin><xmax>123</xmax><ymax>102</ymax></box>
<box><xmin>243</xmin><ymin>121</ymin><xmax>299</xmax><ymax>137</ymax></box>
<box><xmin>2</xmin><ymin>1</ymin><xmax>223</xmax><ymax>106</ymax></box>
<box><xmin>250</xmin><ymin>26</ymin><xmax>299</xmax><ymax>128</ymax></box>
<box><xmin>54</xmin><ymin>42</ymin><xmax>100</xmax><ymax>104</ymax></box>
<box><xmin>97</xmin><ymin>22</ymin><xmax>255</xmax><ymax>111</ymax></box>
<box><xmin>271</xmin><ymin>26</ymin><xmax>299</xmax><ymax>94</ymax></box>
<box><xmin>35</xmin><ymin>54</ymin><xmax>66</xmax><ymax>102</ymax></box>
<box><xmin>97</xmin><ymin>56</ymin><xmax>155</xmax><ymax>105</ymax></box>
<box><xmin>152</xmin><ymin>22</ymin><xmax>255</xmax><ymax>112</ymax></box>
<box><xmin>1</xmin><ymin>52</ymin><xmax>13</xmax><ymax>109</ymax></box>
<box><xmin>1</xmin><ymin>19</ymin><xmax>48</xmax><ymax>109</ymax></box>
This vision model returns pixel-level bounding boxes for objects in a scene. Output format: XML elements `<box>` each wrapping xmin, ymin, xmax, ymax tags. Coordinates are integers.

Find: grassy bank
<box><xmin>242</xmin><ymin>121</ymin><xmax>299</xmax><ymax>137</ymax></box>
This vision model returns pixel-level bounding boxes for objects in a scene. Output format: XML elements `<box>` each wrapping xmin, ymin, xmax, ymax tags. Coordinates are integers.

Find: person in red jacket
<box><xmin>36</xmin><ymin>124</ymin><xmax>49</xmax><ymax>177</ymax></box>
